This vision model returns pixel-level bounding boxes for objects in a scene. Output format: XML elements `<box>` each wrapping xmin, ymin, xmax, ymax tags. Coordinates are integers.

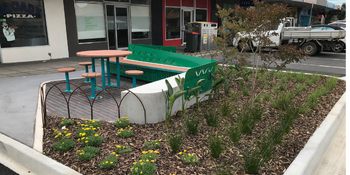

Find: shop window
<box><xmin>166</xmin><ymin>7</ymin><xmax>180</xmax><ymax>39</ymax></box>
<box><xmin>131</xmin><ymin>6</ymin><xmax>150</xmax><ymax>39</ymax></box>
<box><xmin>131</xmin><ymin>0</ymin><xmax>149</xmax><ymax>4</ymax></box>
<box><xmin>0</xmin><ymin>0</ymin><xmax>48</xmax><ymax>48</ymax></box>
<box><xmin>75</xmin><ymin>3</ymin><xmax>106</xmax><ymax>43</ymax></box>
<box><xmin>196</xmin><ymin>9</ymin><xmax>207</xmax><ymax>21</ymax></box>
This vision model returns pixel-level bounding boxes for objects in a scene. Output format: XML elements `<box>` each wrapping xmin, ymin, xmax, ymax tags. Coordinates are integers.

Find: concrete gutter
<box><xmin>284</xmin><ymin>77</ymin><xmax>346</xmax><ymax>175</ymax></box>
<box><xmin>0</xmin><ymin>133</ymin><xmax>80</xmax><ymax>175</ymax></box>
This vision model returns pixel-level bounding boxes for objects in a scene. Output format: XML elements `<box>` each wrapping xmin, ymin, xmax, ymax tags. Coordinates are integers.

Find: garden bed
<box><xmin>43</xmin><ymin>71</ymin><xmax>345</xmax><ymax>175</ymax></box>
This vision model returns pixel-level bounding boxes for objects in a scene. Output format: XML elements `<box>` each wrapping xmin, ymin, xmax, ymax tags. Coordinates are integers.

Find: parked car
<box><xmin>328</xmin><ymin>20</ymin><xmax>346</xmax><ymax>29</ymax></box>
<box><xmin>311</xmin><ymin>24</ymin><xmax>346</xmax><ymax>52</ymax></box>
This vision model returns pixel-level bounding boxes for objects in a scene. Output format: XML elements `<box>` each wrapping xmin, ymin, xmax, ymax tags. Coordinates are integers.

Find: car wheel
<box><xmin>302</xmin><ymin>42</ymin><xmax>317</xmax><ymax>56</ymax></box>
<box><xmin>332</xmin><ymin>42</ymin><xmax>345</xmax><ymax>53</ymax></box>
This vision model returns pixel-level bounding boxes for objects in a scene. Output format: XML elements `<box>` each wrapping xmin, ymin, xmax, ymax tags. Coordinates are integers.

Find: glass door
<box><xmin>181</xmin><ymin>9</ymin><xmax>193</xmax><ymax>44</ymax></box>
<box><xmin>106</xmin><ymin>5</ymin><xmax>130</xmax><ymax>50</ymax></box>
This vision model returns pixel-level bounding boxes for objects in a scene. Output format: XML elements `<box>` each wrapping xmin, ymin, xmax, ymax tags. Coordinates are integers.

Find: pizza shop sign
<box><xmin>0</xmin><ymin>1</ymin><xmax>42</xmax><ymax>19</ymax></box>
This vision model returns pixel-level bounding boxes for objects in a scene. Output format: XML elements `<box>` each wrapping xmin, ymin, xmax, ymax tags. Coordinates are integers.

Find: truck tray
<box><xmin>282</xmin><ymin>30</ymin><xmax>346</xmax><ymax>40</ymax></box>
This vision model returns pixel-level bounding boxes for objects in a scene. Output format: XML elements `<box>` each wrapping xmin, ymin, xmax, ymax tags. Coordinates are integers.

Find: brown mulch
<box><xmin>43</xmin><ymin>74</ymin><xmax>346</xmax><ymax>175</ymax></box>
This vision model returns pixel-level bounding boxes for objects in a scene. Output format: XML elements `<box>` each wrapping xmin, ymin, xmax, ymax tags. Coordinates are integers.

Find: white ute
<box><xmin>233</xmin><ymin>21</ymin><xmax>346</xmax><ymax>56</ymax></box>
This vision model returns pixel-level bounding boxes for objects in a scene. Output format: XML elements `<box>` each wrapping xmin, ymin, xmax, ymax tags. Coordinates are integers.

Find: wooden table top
<box><xmin>76</xmin><ymin>50</ymin><xmax>133</xmax><ymax>57</ymax></box>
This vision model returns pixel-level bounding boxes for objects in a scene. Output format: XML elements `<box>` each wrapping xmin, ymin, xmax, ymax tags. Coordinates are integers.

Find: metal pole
<box><xmin>309</xmin><ymin>4</ymin><xmax>314</xmax><ymax>26</ymax></box>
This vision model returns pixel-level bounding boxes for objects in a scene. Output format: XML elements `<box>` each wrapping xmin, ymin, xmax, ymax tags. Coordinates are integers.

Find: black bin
<box><xmin>185</xmin><ymin>32</ymin><xmax>199</xmax><ymax>52</ymax></box>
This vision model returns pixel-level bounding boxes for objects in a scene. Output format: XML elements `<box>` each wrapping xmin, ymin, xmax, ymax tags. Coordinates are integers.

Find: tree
<box><xmin>214</xmin><ymin>0</ymin><xmax>307</xmax><ymax>107</ymax></box>
<box><xmin>337</xmin><ymin>3</ymin><xmax>346</xmax><ymax>20</ymax></box>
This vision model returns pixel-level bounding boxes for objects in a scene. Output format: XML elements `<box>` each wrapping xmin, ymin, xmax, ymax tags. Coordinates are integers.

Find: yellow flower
<box><xmin>151</xmin><ymin>160</ymin><xmax>155</xmax><ymax>163</ymax></box>
<box><xmin>78</xmin><ymin>138</ymin><xmax>80</xmax><ymax>141</ymax></box>
<box><xmin>115</xmin><ymin>154</ymin><xmax>119</xmax><ymax>157</ymax></box>
<box><xmin>119</xmin><ymin>122</ymin><xmax>121</xmax><ymax>123</ymax></box>
<box><xmin>133</xmin><ymin>162</ymin><xmax>136</xmax><ymax>165</ymax></box>
<box><xmin>54</xmin><ymin>135</ymin><xmax>58</xmax><ymax>138</ymax></box>
<box><xmin>193</xmin><ymin>159</ymin><xmax>195</xmax><ymax>162</ymax></box>
<box><xmin>146</xmin><ymin>159</ymin><xmax>149</xmax><ymax>162</ymax></box>
<box><xmin>82</xmin><ymin>137</ymin><xmax>85</xmax><ymax>139</ymax></box>
<box><xmin>184</xmin><ymin>150</ymin><xmax>187</xmax><ymax>152</ymax></box>
<box><xmin>154</xmin><ymin>151</ymin><xmax>159</xmax><ymax>154</ymax></box>
<box><xmin>94</xmin><ymin>134</ymin><xmax>98</xmax><ymax>136</ymax></box>
<box><xmin>85</xmin><ymin>141</ymin><xmax>88</xmax><ymax>143</ymax></box>
<box><xmin>116</xmin><ymin>145</ymin><xmax>121</xmax><ymax>148</ymax></box>
<box><xmin>140</xmin><ymin>171</ymin><xmax>143</xmax><ymax>174</ymax></box>
<box><xmin>112</xmin><ymin>152</ymin><xmax>116</xmax><ymax>154</ymax></box>
<box><xmin>58</xmin><ymin>133</ymin><xmax>61</xmax><ymax>135</ymax></box>
<box><xmin>155</xmin><ymin>143</ymin><xmax>158</xmax><ymax>145</ymax></box>
<box><xmin>139</xmin><ymin>160</ymin><xmax>142</xmax><ymax>162</ymax></box>
<box><xmin>140</xmin><ymin>162</ymin><xmax>144</xmax><ymax>165</ymax></box>
<box><xmin>149</xmin><ymin>150</ymin><xmax>153</xmax><ymax>153</ymax></box>
<box><xmin>110</xmin><ymin>162</ymin><xmax>113</xmax><ymax>164</ymax></box>
<box><xmin>106</xmin><ymin>161</ymin><xmax>108</xmax><ymax>163</ymax></box>
<box><xmin>77</xmin><ymin>122</ymin><xmax>80</xmax><ymax>124</ymax></box>
<box><xmin>179</xmin><ymin>152</ymin><xmax>182</xmax><ymax>155</ymax></box>
<box><xmin>97</xmin><ymin>127</ymin><xmax>100</xmax><ymax>129</ymax></box>
<box><xmin>82</xmin><ymin>133</ymin><xmax>86</xmax><ymax>136</ymax></box>
<box><xmin>159</xmin><ymin>139</ymin><xmax>161</xmax><ymax>142</ymax></box>
<box><xmin>93</xmin><ymin>128</ymin><xmax>96</xmax><ymax>130</ymax></box>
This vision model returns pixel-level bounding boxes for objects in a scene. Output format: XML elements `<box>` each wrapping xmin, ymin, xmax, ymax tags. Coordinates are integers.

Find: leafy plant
<box><xmin>114</xmin><ymin>116</ymin><xmax>130</xmax><ymax>128</ymax></box>
<box><xmin>254</xmin><ymin>95</ymin><xmax>261</xmax><ymax>103</ymax></box>
<box><xmin>230</xmin><ymin>92</ymin><xmax>237</xmax><ymax>100</ymax></box>
<box><xmin>184</xmin><ymin>115</ymin><xmax>200</xmax><ymax>135</ymax></box>
<box><xmin>251</xmin><ymin>105</ymin><xmax>264</xmax><ymax>121</ymax></box>
<box><xmin>242</xmin><ymin>86</ymin><xmax>249</xmax><ymax>96</ymax></box>
<box><xmin>83</xmin><ymin>119</ymin><xmax>102</xmax><ymax>128</ymax></box>
<box><xmin>167</xmin><ymin>128</ymin><xmax>183</xmax><ymax>152</ymax></box>
<box><xmin>115</xmin><ymin>145</ymin><xmax>133</xmax><ymax>154</ymax></box>
<box><xmin>53</xmin><ymin>139</ymin><xmax>75</xmax><ymax>153</ymax></box>
<box><xmin>203</xmin><ymin>110</ymin><xmax>219</xmax><ymax>127</ymax></box>
<box><xmin>130</xmin><ymin>160</ymin><xmax>156</xmax><ymax>175</ymax></box>
<box><xmin>141</xmin><ymin>150</ymin><xmax>159</xmax><ymax>161</ymax></box>
<box><xmin>99</xmin><ymin>154</ymin><xmax>120</xmax><ymax>169</ymax></box>
<box><xmin>77</xmin><ymin>146</ymin><xmax>100</xmax><ymax>161</ymax></box>
<box><xmin>286</xmin><ymin>72</ymin><xmax>293</xmax><ymax>81</ymax></box>
<box><xmin>325</xmin><ymin>77</ymin><xmax>338</xmax><ymax>91</ymax></box>
<box><xmin>162</xmin><ymin>79</ymin><xmax>187</xmax><ymax>125</ymax></box>
<box><xmin>209</xmin><ymin>133</ymin><xmax>224</xmax><ymax>158</ymax></box>
<box><xmin>117</xmin><ymin>127</ymin><xmax>134</xmax><ymax>138</ymax></box>
<box><xmin>271</xmin><ymin>92</ymin><xmax>294</xmax><ymax>110</ymax></box>
<box><xmin>59</xmin><ymin>119</ymin><xmax>74</xmax><ymax>128</ymax></box>
<box><xmin>52</xmin><ymin>128</ymin><xmax>72</xmax><ymax>140</ymax></box>
<box><xmin>295</xmin><ymin>73</ymin><xmax>305</xmax><ymax>83</ymax></box>
<box><xmin>144</xmin><ymin>140</ymin><xmax>162</xmax><ymax>149</ymax></box>
<box><xmin>258</xmin><ymin>135</ymin><xmax>274</xmax><ymax>161</ymax></box>
<box><xmin>278</xmin><ymin>84</ymin><xmax>286</xmax><ymax>91</ymax></box>
<box><xmin>227</xmin><ymin>124</ymin><xmax>241</xmax><ymax>143</ymax></box>
<box><xmin>81</xmin><ymin>134</ymin><xmax>103</xmax><ymax>146</ymax></box>
<box><xmin>221</xmin><ymin>101</ymin><xmax>233</xmax><ymax>117</ymax></box>
<box><xmin>76</xmin><ymin>127</ymin><xmax>95</xmax><ymax>139</ymax></box>
<box><xmin>274</xmin><ymin>71</ymin><xmax>284</xmax><ymax>79</ymax></box>
<box><xmin>295</xmin><ymin>84</ymin><xmax>306</xmax><ymax>95</ymax></box>
<box><xmin>263</xmin><ymin>93</ymin><xmax>270</xmax><ymax>100</ymax></box>
<box><xmin>243</xmin><ymin>148</ymin><xmax>262</xmax><ymax>174</ymax></box>
<box><xmin>179</xmin><ymin>152</ymin><xmax>199</xmax><ymax>164</ymax></box>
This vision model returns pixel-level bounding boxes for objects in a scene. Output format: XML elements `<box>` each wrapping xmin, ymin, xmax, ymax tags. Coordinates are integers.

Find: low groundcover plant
<box><xmin>99</xmin><ymin>154</ymin><xmax>120</xmax><ymax>170</ymax></box>
<box><xmin>144</xmin><ymin>139</ymin><xmax>162</xmax><ymax>149</ymax></box>
<box><xmin>118</xmin><ymin>126</ymin><xmax>134</xmax><ymax>138</ymax></box>
<box><xmin>115</xmin><ymin>145</ymin><xmax>133</xmax><ymax>154</ymax></box>
<box><xmin>77</xmin><ymin>146</ymin><xmax>100</xmax><ymax>161</ymax></box>
<box><xmin>59</xmin><ymin>118</ymin><xmax>74</xmax><ymax>128</ymax></box>
<box><xmin>53</xmin><ymin>138</ymin><xmax>75</xmax><ymax>153</ymax></box>
<box><xmin>131</xmin><ymin>160</ymin><xmax>156</xmax><ymax>175</ymax></box>
<box><xmin>114</xmin><ymin>116</ymin><xmax>130</xmax><ymax>128</ymax></box>
<box><xmin>141</xmin><ymin>150</ymin><xmax>159</xmax><ymax>161</ymax></box>
<box><xmin>179</xmin><ymin>150</ymin><xmax>199</xmax><ymax>164</ymax></box>
<box><xmin>80</xmin><ymin>134</ymin><xmax>103</xmax><ymax>146</ymax></box>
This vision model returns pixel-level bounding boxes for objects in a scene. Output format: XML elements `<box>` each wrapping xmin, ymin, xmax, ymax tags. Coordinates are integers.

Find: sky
<box><xmin>327</xmin><ymin>0</ymin><xmax>346</xmax><ymax>5</ymax></box>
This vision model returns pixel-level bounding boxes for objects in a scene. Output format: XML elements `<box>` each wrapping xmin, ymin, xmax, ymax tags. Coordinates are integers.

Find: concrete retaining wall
<box><xmin>284</xmin><ymin>91</ymin><xmax>346</xmax><ymax>175</ymax></box>
<box><xmin>120</xmin><ymin>72</ymin><xmax>209</xmax><ymax>124</ymax></box>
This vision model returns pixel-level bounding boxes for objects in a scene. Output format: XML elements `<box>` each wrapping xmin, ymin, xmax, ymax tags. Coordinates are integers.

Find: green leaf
<box><xmin>173</xmin><ymin>91</ymin><xmax>187</xmax><ymax>100</ymax></box>
<box><xmin>165</xmin><ymin>79</ymin><xmax>173</xmax><ymax>96</ymax></box>
<box><xmin>197</xmin><ymin>79</ymin><xmax>206</xmax><ymax>86</ymax></box>
<box><xmin>188</xmin><ymin>86</ymin><xmax>201</xmax><ymax>94</ymax></box>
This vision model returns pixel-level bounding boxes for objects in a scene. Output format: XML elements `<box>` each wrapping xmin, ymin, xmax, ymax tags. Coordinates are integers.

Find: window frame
<box><xmin>165</xmin><ymin>6</ymin><xmax>181</xmax><ymax>40</ymax></box>
<box><xmin>130</xmin><ymin>4</ymin><xmax>152</xmax><ymax>40</ymax></box>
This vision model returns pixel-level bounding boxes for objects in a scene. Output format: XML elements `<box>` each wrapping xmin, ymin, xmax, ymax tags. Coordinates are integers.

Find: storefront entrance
<box><xmin>181</xmin><ymin>8</ymin><xmax>194</xmax><ymax>44</ymax></box>
<box><xmin>106</xmin><ymin>5</ymin><xmax>130</xmax><ymax>50</ymax></box>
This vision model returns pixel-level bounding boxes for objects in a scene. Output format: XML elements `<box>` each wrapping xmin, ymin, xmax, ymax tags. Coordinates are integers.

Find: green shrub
<box><xmin>221</xmin><ymin>101</ymin><xmax>233</xmax><ymax>117</ymax></box>
<box><xmin>227</xmin><ymin>124</ymin><xmax>241</xmax><ymax>143</ymax></box>
<box><xmin>243</xmin><ymin>148</ymin><xmax>262</xmax><ymax>174</ymax></box>
<box><xmin>114</xmin><ymin>117</ymin><xmax>130</xmax><ymax>128</ymax></box>
<box><xmin>130</xmin><ymin>160</ymin><xmax>156</xmax><ymax>175</ymax></box>
<box><xmin>144</xmin><ymin>140</ymin><xmax>162</xmax><ymax>149</ymax></box>
<box><xmin>77</xmin><ymin>146</ymin><xmax>100</xmax><ymax>161</ymax></box>
<box><xmin>251</xmin><ymin>105</ymin><xmax>264</xmax><ymax>121</ymax></box>
<box><xmin>270</xmin><ymin>127</ymin><xmax>284</xmax><ymax>145</ymax></box>
<box><xmin>295</xmin><ymin>84</ymin><xmax>306</xmax><ymax>95</ymax></box>
<box><xmin>278</xmin><ymin>84</ymin><xmax>286</xmax><ymax>91</ymax></box>
<box><xmin>76</xmin><ymin>127</ymin><xmax>95</xmax><ymax>139</ymax></box>
<box><xmin>204</xmin><ymin>110</ymin><xmax>219</xmax><ymax>127</ymax></box>
<box><xmin>280</xmin><ymin>78</ymin><xmax>287</xmax><ymax>84</ymax></box>
<box><xmin>53</xmin><ymin>139</ymin><xmax>75</xmax><ymax>153</ymax></box>
<box><xmin>271</xmin><ymin>92</ymin><xmax>294</xmax><ymax>110</ymax></box>
<box><xmin>299</xmin><ymin>105</ymin><xmax>310</xmax><ymax>114</ymax></box>
<box><xmin>263</xmin><ymin>93</ymin><xmax>270</xmax><ymax>100</ymax></box>
<box><xmin>179</xmin><ymin>152</ymin><xmax>199</xmax><ymax>164</ymax></box>
<box><xmin>99</xmin><ymin>154</ymin><xmax>120</xmax><ymax>169</ymax></box>
<box><xmin>258</xmin><ymin>136</ymin><xmax>274</xmax><ymax>161</ymax></box>
<box><xmin>242</xmin><ymin>86</ymin><xmax>249</xmax><ymax>96</ymax></box>
<box><xmin>254</xmin><ymin>95</ymin><xmax>261</xmax><ymax>103</ymax></box>
<box><xmin>81</xmin><ymin>134</ymin><xmax>103</xmax><ymax>146</ymax></box>
<box><xmin>230</xmin><ymin>92</ymin><xmax>237</xmax><ymax>100</ymax></box>
<box><xmin>115</xmin><ymin>145</ymin><xmax>133</xmax><ymax>154</ymax></box>
<box><xmin>274</xmin><ymin>71</ymin><xmax>284</xmax><ymax>79</ymax></box>
<box><xmin>184</xmin><ymin>115</ymin><xmax>200</xmax><ymax>135</ymax></box>
<box><xmin>209</xmin><ymin>134</ymin><xmax>224</xmax><ymax>158</ymax></box>
<box><xmin>295</xmin><ymin>73</ymin><xmax>305</xmax><ymax>82</ymax></box>
<box><xmin>82</xmin><ymin>119</ymin><xmax>102</xmax><ymax>128</ymax></box>
<box><xmin>59</xmin><ymin>119</ymin><xmax>74</xmax><ymax>128</ymax></box>
<box><xmin>238</xmin><ymin>111</ymin><xmax>255</xmax><ymax>134</ymax></box>
<box><xmin>167</xmin><ymin>129</ymin><xmax>183</xmax><ymax>152</ymax></box>
<box><xmin>117</xmin><ymin>126</ymin><xmax>134</xmax><ymax>138</ymax></box>
<box><xmin>325</xmin><ymin>77</ymin><xmax>338</xmax><ymax>91</ymax></box>
<box><xmin>141</xmin><ymin>152</ymin><xmax>158</xmax><ymax>161</ymax></box>
<box><xmin>286</xmin><ymin>72</ymin><xmax>293</xmax><ymax>81</ymax></box>
<box><xmin>52</xmin><ymin>128</ymin><xmax>72</xmax><ymax>140</ymax></box>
